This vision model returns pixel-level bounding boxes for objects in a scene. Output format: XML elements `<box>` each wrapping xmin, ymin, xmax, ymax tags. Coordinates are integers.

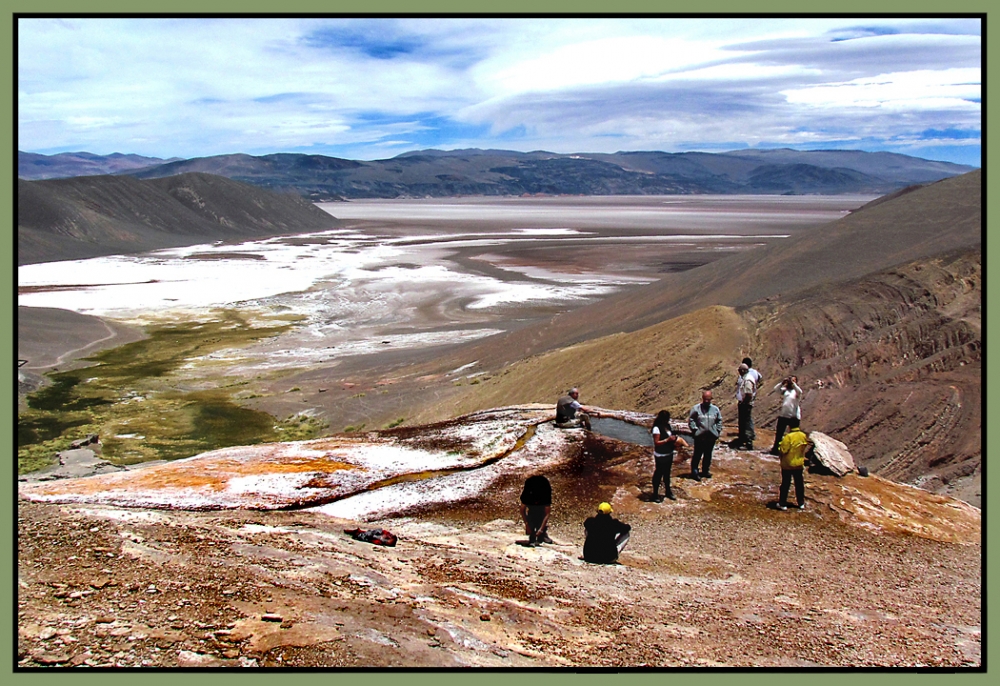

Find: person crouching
<box><xmin>583</xmin><ymin>502</ymin><xmax>631</xmax><ymax>564</ymax></box>
<box><xmin>520</xmin><ymin>474</ymin><xmax>553</xmax><ymax>545</ymax></box>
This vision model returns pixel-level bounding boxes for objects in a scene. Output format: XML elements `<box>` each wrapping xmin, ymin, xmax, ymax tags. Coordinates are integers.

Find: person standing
<box><xmin>650</xmin><ymin>410</ymin><xmax>682</xmax><ymax>502</ymax></box>
<box><xmin>688</xmin><ymin>390</ymin><xmax>723</xmax><ymax>480</ymax></box>
<box><xmin>582</xmin><ymin>502</ymin><xmax>631</xmax><ymax>564</ymax></box>
<box><xmin>776</xmin><ymin>426</ymin><xmax>811</xmax><ymax>510</ymax></box>
<box><xmin>735</xmin><ymin>363</ymin><xmax>758</xmax><ymax>450</ymax></box>
<box><xmin>555</xmin><ymin>387</ymin><xmax>604</xmax><ymax>429</ymax></box>
<box><xmin>520</xmin><ymin>474</ymin><xmax>553</xmax><ymax>545</ymax></box>
<box><xmin>769</xmin><ymin>376</ymin><xmax>803</xmax><ymax>455</ymax></box>
<box><xmin>743</xmin><ymin>357</ymin><xmax>762</xmax><ymax>388</ymax></box>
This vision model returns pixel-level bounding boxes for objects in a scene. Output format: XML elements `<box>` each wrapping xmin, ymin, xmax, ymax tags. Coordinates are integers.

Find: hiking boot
<box><xmin>768</xmin><ymin>448</ymin><xmax>780</xmax><ymax>456</ymax></box>
<box><xmin>691</xmin><ymin>472</ymin><xmax>701</xmax><ymax>481</ymax></box>
<box><xmin>653</xmin><ymin>495</ymin><xmax>664</xmax><ymax>503</ymax></box>
<box><xmin>528</xmin><ymin>533</ymin><xmax>536</xmax><ymax>545</ymax></box>
<box><xmin>796</xmin><ymin>503</ymin><xmax>806</xmax><ymax>510</ymax></box>
<box><xmin>776</xmin><ymin>503</ymin><xmax>788</xmax><ymax>511</ymax></box>
<box><xmin>665</xmin><ymin>493</ymin><xmax>676</xmax><ymax>501</ymax></box>
<box><xmin>538</xmin><ymin>532</ymin><xmax>554</xmax><ymax>544</ymax></box>
<box><xmin>702</xmin><ymin>472</ymin><xmax>713</xmax><ymax>479</ymax></box>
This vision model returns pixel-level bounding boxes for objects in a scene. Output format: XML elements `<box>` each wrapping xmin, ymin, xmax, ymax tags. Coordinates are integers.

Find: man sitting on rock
<box><xmin>555</xmin><ymin>387</ymin><xmax>604</xmax><ymax>429</ymax></box>
<box><xmin>582</xmin><ymin>502</ymin><xmax>631</xmax><ymax>564</ymax></box>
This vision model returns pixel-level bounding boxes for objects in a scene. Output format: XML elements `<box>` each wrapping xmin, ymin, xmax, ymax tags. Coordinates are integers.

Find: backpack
<box><xmin>344</xmin><ymin>528</ymin><xmax>398</xmax><ymax>546</ymax></box>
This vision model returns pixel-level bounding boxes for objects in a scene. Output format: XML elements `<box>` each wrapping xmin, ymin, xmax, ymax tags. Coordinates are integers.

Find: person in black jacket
<box><xmin>520</xmin><ymin>474</ymin><xmax>553</xmax><ymax>545</ymax></box>
<box><xmin>582</xmin><ymin>502</ymin><xmax>631</xmax><ymax>564</ymax></box>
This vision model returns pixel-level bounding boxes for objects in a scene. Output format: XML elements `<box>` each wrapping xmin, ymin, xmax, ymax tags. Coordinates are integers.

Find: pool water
<box><xmin>589</xmin><ymin>417</ymin><xmax>693</xmax><ymax>447</ymax></box>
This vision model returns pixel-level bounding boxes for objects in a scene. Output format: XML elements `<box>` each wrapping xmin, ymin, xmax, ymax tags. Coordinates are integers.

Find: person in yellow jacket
<box><xmin>776</xmin><ymin>426</ymin><xmax>812</xmax><ymax>511</ymax></box>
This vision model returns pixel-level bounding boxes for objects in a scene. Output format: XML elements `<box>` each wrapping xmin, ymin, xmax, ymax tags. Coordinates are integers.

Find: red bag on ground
<box><xmin>344</xmin><ymin>528</ymin><xmax>398</xmax><ymax>546</ymax></box>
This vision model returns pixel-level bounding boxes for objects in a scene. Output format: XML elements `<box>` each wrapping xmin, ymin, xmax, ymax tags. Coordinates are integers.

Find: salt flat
<box><xmin>18</xmin><ymin>195</ymin><xmax>868</xmax><ymax>380</ymax></box>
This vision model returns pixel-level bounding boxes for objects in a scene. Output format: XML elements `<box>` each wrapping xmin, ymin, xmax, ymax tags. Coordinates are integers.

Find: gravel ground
<box><xmin>16</xmin><ymin>436</ymin><xmax>981</xmax><ymax>669</ymax></box>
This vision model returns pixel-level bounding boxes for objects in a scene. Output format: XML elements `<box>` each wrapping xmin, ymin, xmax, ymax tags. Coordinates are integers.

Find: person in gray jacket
<box><xmin>688</xmin><ymin>390</ymin><xmax>723</xmax><ymax>480</ymax></box>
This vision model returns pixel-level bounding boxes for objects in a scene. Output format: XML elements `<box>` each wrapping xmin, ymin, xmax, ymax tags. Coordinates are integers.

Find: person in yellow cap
<box><xmin>776</xmin><ymin>426</ymin><xmax>812</xmax><ymax>511</ymax></box>
<box><xmin>582</xmin><ymin>502</ymin><xmax>631</xmax><ymax>564</ymax></box>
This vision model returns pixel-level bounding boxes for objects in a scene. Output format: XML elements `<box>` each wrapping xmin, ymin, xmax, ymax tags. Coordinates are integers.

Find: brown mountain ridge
<box><xmin>18</xmin><ymin>172</ymin><xmax>339</xmax><ymax>266</ymax></box>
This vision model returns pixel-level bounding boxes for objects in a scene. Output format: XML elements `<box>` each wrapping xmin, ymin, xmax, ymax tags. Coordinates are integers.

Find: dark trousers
<box><xmin>652</xmin><ymin>454</ymin><xmax>673</xmax><ymax>497</ymax></box>
<box><xmin>779</xmin><ymin>468</ymin><xmax>805</xmax><ymax>507</ymax></box>
<box><xmin>770</xmin><ymin>416</ymin><xmax>800</xmax><ymax>452</ymax></box>
<box><xmin>738</xmin><ymin>402</ymin><xmax>755</xmax><ymax>446</ymax></box>
<box><xmin>691</xmin><ymin>434</ymin><xmax>717</xmax><ymax>476</ymax></box>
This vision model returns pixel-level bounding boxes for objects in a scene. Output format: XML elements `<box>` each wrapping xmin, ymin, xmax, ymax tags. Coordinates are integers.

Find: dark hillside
<box><xmin>118</xmin><ymin>148</ymin><xmax>974</xmax><ymax>199</ymax></box>
<box><xmin>18</xmin><ymin>173</ymin><xmax>339</xmax><ymax>265</ymax></box>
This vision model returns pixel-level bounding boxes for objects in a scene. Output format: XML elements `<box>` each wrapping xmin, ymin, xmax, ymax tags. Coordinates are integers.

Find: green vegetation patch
<box><xmin>17</xmin><ymin>311</ymin><xmax>327</xmax><ymax>474</ymax></box>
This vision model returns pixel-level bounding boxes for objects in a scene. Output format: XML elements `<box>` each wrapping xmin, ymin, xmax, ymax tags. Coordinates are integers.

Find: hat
<box><xmin>597</xmin><ymin>502</ymin><xmax>613</xmax><ymax>514</ymax></box>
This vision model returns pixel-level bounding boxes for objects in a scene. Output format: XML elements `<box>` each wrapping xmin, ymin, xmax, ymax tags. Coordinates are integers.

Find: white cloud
<box><xmin>16</xmin><ymin>17</ymin><xmax>981</xmax><ymax>163</ymax></box>
<box><xmin>782</xmin><ymin>68</ymin><xmax>981</xmax><ymax>110</ymax></box>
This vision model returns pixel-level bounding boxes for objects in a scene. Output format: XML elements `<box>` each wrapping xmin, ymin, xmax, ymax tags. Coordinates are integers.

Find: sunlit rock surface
<box><xmin>809</xmin><ymin>431</ymin><xmax>857</xmax><ymax>477</ymax></box>
<box><xmin>19</xmin><ymin>406</ymin><xmax>979</xmax><ymax>548</ymax></box>
<box><xmin>18</xmin><ymin>406</ymin><xmax>555</xmax><ymax>511</ymax></box>
<box><xmin>16</xmin><ymin>406</ymin><xmax>980</xmax><ymax>667</ymax></box>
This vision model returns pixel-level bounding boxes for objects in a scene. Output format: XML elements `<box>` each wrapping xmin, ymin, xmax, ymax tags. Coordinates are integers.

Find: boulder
<box><xmin>19</xmin><ymin>448</ymin><xmax>123</xmax><ymax>483</ymax></box>
<box><xmin>70</xmin><ymin>434</ymin><xmax>102</xmax><ymax>454</ymax></box>
<box><xmin>808</xmin><ymin>431</ymin><xmax>856</xmax><ymax>477</ymax></box>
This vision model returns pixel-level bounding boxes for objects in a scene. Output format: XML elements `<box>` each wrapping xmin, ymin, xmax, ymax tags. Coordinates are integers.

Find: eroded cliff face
<box><xmin>744</xmin><ymin>248</ymin><xmax>981</xmax><ymax>505</ymax></box>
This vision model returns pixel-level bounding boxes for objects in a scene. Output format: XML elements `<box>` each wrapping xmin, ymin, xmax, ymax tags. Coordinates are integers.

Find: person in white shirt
<box><xmin>650</xmin><ymin>410</ymin><xmax>682</xmax><ymax>501</ymax></box>
<box><xmin>735</xmin><ymin>363</ymin><xmax>757</xmax><ymax>450</ymax></box>
<box><xmin>769</xmin><ymin>376</ymin><xmax>803</xmax><ymax>456</ymax></box>
<box><xmin>742</xmin><ymin>357</ymin><xmax>762</xmax><ymax>389</ymax></box>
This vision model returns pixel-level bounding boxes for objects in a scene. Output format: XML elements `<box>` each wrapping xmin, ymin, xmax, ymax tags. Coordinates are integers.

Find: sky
<box><xmin>17</xmin><ymin>17</ymin><xmax>982</xmax><ymax>165</ymax></box>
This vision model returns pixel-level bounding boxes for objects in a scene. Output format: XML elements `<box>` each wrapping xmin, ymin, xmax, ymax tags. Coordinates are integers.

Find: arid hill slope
<box><xmin>18</xmin><ymin>172</ymin><xmax>338</xmax><ymax>265</ymax></box>
<box><xmin>744</xmin><ymin>247</ymin><xmax>981</xmax><ymax>505</ymax></box>
<box><xmin>423</xmin><ymin>247</ymin><xmax>981</xmax><ymax>505</ymax></box>
<box><xmin>451</xmin><ymin>170</ymin><xmax>981</xmax><ymax>368</ymax></box>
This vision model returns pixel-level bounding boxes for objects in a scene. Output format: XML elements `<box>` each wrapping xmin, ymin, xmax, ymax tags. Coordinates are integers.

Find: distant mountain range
<box><xmin>18</xmin><ymin>172</ymin><xmax>339</xmax><ymax>265</ymax></box>
<box><xmin>18</xmin><ymin>151</ymin><xmax>183</xmax><ymax>180</ymax></box>
<box><xmin>18</xmin><ymin>148</ymin><xmax>975</xmax><ymax>199</ymax></box>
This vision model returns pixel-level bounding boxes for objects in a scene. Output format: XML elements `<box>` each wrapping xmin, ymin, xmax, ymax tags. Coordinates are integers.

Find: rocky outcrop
<box><xmin>808</xmin><ymin>431</ymin><xmax>855</xmax><ymax>476</ymax></box>
<box><xmin>18</xmin><ymin>407</ymin><xmax>557</xmax><ymax>511</ymax></box>
<box><xmin>19</xmin><ymin>448</ymin><xmax>123</xmax><ymax>482</ymax></box>
<box><xmin>16</xmin><ymin>409</ymin><xmax>980</xmax><ymax>667</ymax></box>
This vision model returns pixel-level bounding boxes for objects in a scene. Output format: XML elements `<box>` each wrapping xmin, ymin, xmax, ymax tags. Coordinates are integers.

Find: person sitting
<box><xmin>520</xmin><ymin>474</ymin><xmax>553</xmax><ymax>545</ymax></box>
<box><xmin>582</xmin><ymin>502</ymin><xmax>631</xmax><ymax>564</ymax></box>
<box><xmin>555</xmin><ymin>387</ymin><xmax>604</xmax><ymax>429</ymax></box>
